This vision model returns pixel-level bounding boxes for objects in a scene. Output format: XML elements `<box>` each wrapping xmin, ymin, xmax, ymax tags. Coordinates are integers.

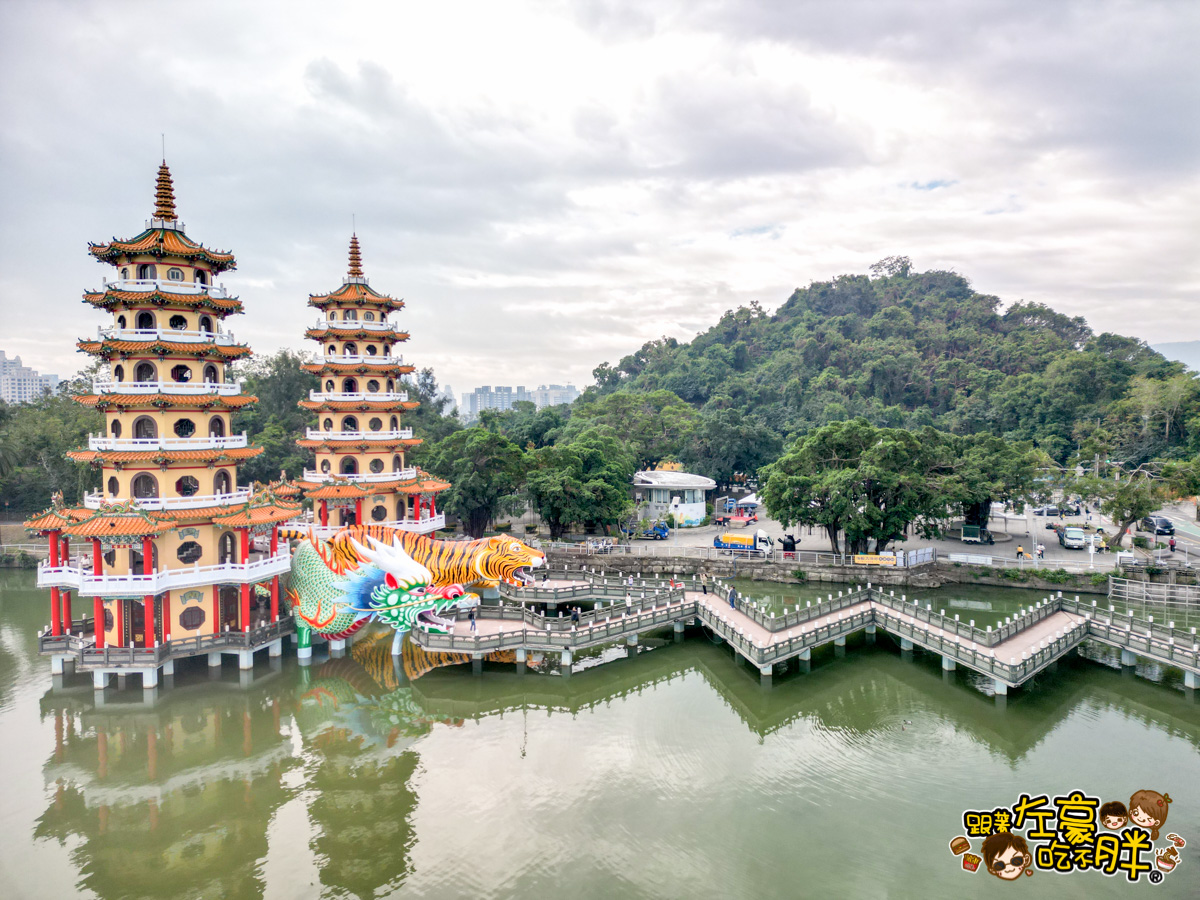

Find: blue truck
<box><xmin>623</xmin><ymin>522</ymin><xmax>670</xmax><ymax>540</ymax></box>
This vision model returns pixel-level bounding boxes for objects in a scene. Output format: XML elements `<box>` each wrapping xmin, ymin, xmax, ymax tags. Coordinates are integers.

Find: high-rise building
<box><xmin>459</xmin><ymin>385</ymin><xmax>533</xmax><ymax>419</ymax></box>
<box><xmin>26</xmin><ymin>163</ymin><xmax>302</xmax><ymax>689</ymax></box>
<box><xmin>0</xmin><ymin>350</ymin><xmax>59</xmax><ymax>403</ymax></box>
<box><xmin>295</xmin><ymin>236</ymin><xmax>448</xmax><ymax>531</ymax></box>
<box><xmin>530</xmin><ymin>383</ymin><xmax>579</xmax><ymax>408</ymax></box>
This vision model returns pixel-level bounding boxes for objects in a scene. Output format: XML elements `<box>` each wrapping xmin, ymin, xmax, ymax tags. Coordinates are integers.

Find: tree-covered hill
<box><xmin>591</xmin><ymin>258</ymin><xmax>1200</xmax><ymax>468</ymax></box>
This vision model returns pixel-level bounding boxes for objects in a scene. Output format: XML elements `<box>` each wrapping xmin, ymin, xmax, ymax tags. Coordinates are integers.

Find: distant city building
<box><xmin>439</xmin><ymin>384</ymin><xmax>457</xmax><ymax>412</ymax></box>
<box><xmin>460</xmin><ymin>385</ymin><xmax>533</xmax><ymax>420</ymax></box>
<box><xmin>531</xmin><ymin>383</ymin><xmax>579</xmax><ymax>408</ymax></box>
<box><xmin>0</xmin><ymin>350</ymin><xmax>59</xmax><ymax>403</ymax></box>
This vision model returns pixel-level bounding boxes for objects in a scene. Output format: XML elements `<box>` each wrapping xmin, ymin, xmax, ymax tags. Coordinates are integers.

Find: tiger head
<box><xmin>473</xmin><ymin>536</ymin><xmax>546</xmax><ymax>586</ymax></box>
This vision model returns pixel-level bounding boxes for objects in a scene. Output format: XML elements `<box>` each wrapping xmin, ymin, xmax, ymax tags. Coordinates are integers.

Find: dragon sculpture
<box><xmin>281</xmin><ymin>526</ymin><xmax>546</xmax><ymax>656</ymax></box>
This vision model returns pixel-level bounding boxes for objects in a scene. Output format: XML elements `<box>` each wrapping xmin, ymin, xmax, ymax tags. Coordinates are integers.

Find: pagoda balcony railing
<box><xmin>102</xmin><ymin>277</ymin><xmax>231</xmax><ymax>299</ymax></box>
<box><xmin>92</xmin><ymin>378</ymin><xmax>244</xmax><ymax>396</ymax></box>
<box><xmin>302</xmin><ymin>467</ymin><xmax>417</xmax><ymax>483</ymax></box>
<box><xmin>307</xmin><ymin>390</ymin><xmax>409</xmax><ymax>403</ymax></box>
<box><xmin>96</xmin><ymin>326</ymin><xmax>240</xmax><ymax>346</ymax></box>
<box><xmin>83</xmin><ymin>487</ymin><xmax>252</xmax><ymax>511</ymax></box>
<box><xmin>298</xmin><ymin>514</ymin><xmax>446</xmax><ymax>539</ymax></box>
<box><xmin>87</xmin><ymin>432</ymin><xmax>249</xmax><ymax>451</ymax></box>
<box><xmin>36</xmin><ymin>547</ymin><xmax>292</xmax><ymax>595</ymax></box>
<box><xmin>315</xmin><ymin>318</ymin><xmax>396</xmax><ymax>332</ymax></box>
<box><xmin>313</xmin><ymin>354</ymin><xmax>405</xmax><ymax>366</ymax></box>
<box><xmin>305</xmin><ymin>428</ymin><xmax>413</xmax><ymax>442</ymax></box>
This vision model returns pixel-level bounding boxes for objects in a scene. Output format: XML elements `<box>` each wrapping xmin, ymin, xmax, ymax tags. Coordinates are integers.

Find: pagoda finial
<box><xmin>154</xmin><ymin>161</ymin><xmax>177</xmax><ymax>221</ymax></box>
<box><xmin>348</xmin><ymin>233</ymin><xmax>364</xmax><ymax>277</ymax></box>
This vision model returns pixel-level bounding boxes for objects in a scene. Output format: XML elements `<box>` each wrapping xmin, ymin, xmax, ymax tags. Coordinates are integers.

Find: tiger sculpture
<box><xmin>278</xmin><ymin>525</ymin><xmax>546</xmax><ymax>591</ymax></box>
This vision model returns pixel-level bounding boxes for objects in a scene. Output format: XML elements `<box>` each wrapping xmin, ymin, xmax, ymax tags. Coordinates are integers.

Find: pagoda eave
<box><xmin>67</xmin><ymin>446</ymin><xmax>266</xmax><ymax>465</ymax></box>
<box><xmin>88</xmin><ymin>228</ymin><xmax>237</xmax><ymax>272</ymax></box>
<box><xmin>76</xmin><ymin>393</ymin><xmax>259</xmax><ymax>411</ymax></box>
<box><xmin>83</xmin><ymin>290</ymin><xmax>244</xmax><ymax>316</ymax></box>
<box><xmin>76</xmin><ymin>339</ymin><xmax>252</xmax><ymax>360</ymax></box>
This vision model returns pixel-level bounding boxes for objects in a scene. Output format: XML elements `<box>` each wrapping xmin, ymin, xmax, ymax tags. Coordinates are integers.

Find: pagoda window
<box><xmin>176</xmin><ymin>541</ymin><xmax>203</xmax><ymax>564</ymax></box>
<box><xmin>167</xmin><ymin>267</ymin><xmax>184</xmax><ymax>281</ymax></box>
<box><xmin>203</xmin><ymin>364</ymin><xmax>218</xmax><ymax>383</ymax></box>
<box><xmin>390</xmin><ymin>416</ymin><xmax>398</xmax><ymax>430</ymax></box>
<box><xmin>341</xmin><ymin>458</ymin><xmax>358</xmax><ymax>475</ymax></box>
<box><xmin>175</xmin><ymin>475</ymin><xmax>200</xmax><ymax>497</ymax></box>
<box><xmin>344</xmin><ymin>343</ymin><xmax>357</xmax><ymax>357</ymax></box>
<box><xmin>107</xmin><ymin>476</ymin><xmax>119</xmax><ymax>496</ymax></box>
<box><xmin>328</xmin><ymin>311</ymin><xmax>338</xmax><ymax>321</ymax></box>
<box><xmin>320</xmin><ymin>460</ymin><xmax>331</xmax><ymax>473</ymax></box>
<box><xmin>208</xmin><ymin>416</ymin><xmax>225</xmax><ymax>437</ymax></box>
<box><xmin>369</xmin><ymin>459</ymin><xmax>384</xmax><ymax>473</ymax></box>
<box><xmin>132</xmin><ymin>473</ymin><xmax>159</xmax><ymax>499</ymax></box>
<box><xmin>368</xmin><ymin>417</ymin><xmax>382</xmax><ymax>432</ymax></box>
<box><xmin>367</xmin><ymin>380</ymin><xmax>380</xmax><ymax>393</ymax></box>
<box><xmin>342</xmin><ymin>378</ymin><xmax>358</xmax><ymax>393</ymax></box>
<box><xmin>136</xmin><ymin>311</ymin><xmax>156</xmax><ymax>330</ymax></box>
<box><xmin>392</xmin><ymin>455</ymin><xmax>403</xmax><ymax>471</ymax></box>
<box><xmin>325</xmin><ymin>379</ymin><xmax>335</xmax><ymax>392</ymax></box>
<box><xmin>134</xmin><ymin>362</ymin><xmax>156</xmax><ymax>382</ymax></box>
<box><xmin>342</xmin><ymin>416</ymin><xmax>359</xmax><ymax>432</ymax></box>
<box><xmin>137</xmin><ymin>264</ymin><xmax>156</xmax><ymax>280</ymax></box>
<box><xmin>323</xmin><ymin>418</ymin><xmax>333</xmax><ymax>431</ymax></box>
<box><xmin>173</xmin><ymin>418</ymin><xmax>196</xmax><ymax>438</ymax></box>
<box><xmin>114</xmin><ymin>365</ymin><xmax>125</xmax><ymax>382</ymax></box>
<box><xmin>110</xmin><ymin>420</ymin><xmax>122</xmax><ymax>438</ymax></box>
<box><xmin>194</xmin><ymin>270</ymin><xmax>208</xmax><ymax>286</ymax></box>
<box><xmin>199</xmin><ymin>316</ymin><xmax>214</xmax><ymax>334</ymax></box>
<box><xmin>133</xmin><ymin>417</ymin><xmax>157</xmax><ymax>439</ymax></box>
<box><xmin>218</xmin><ymin>533</ymin><xmax>235</xmax><ymax>565</ymax></box>
<box><xmin>179</xmin><ymin>606</ymin><xmax>205</xmax><ymax>631</ymax></box>
<box><xmin>371</xmin><ymin>505</ymin><xmax>387</xmax><ymax>522</ymax></box>
<box><xmin>103</xmin><ymin>549</ymin><xmax>116</xmax><ymax>567</ymax></box>
<box><xmin>214</xmin><ymin>470</ymin><xmax>232</xmax><ymax>494</ymax></box>
<box><xmin>328</xmin><ymin>345</ymin><xmax>337</xmax><ymax>356</ymax></box>
<box><xmin>365</xmin><ymin>345</ymin><xmax>377</xmax><ymax>356</ymax></box>
<box><xmin>171</xmin><ymin>365</ymin><xmax>192</xmax><ymax>383</ymax></box>
<box><xmin>397</xmin><ymin>498</ymin><xmax>406</xmax><ymax>520</ymax></box>
<box><xmin>169</xmin><ymin>314</ymin><xmax>187</xmax><ymax>330</ymax></box>
<box><xmin>364</xmin><ymin>311</ymin><xmax>375</xmax><ymax>321</ymax></box>
<box><xmin>344</xmin><ymin>309</ymin><xmax>358</xmax><ymax>321</ymax></box>
<box><xmin>386</xmin><ymin>379</ymin><xmax>395</xmax><ymax>392</ymax></box>
<box><xmin>120</xmin><ymin>268</ymin><xmax>129</xmax><ymax>281</ymax></box>
<box><xmin>117</xmin><ymin>315</ymin><xmax>127</xmax><ymax>329</ymax></box>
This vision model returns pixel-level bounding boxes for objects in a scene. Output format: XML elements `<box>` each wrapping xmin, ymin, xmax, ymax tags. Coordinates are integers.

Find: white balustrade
<box><xmin>307</xmin><ymin>390</ymin><xmax>409</xmax><ymax>403</ymax></box>
<box><xmin>36</xmin><ymin>547</ymin><xmax>292</xmax><ymax>595</ymax></box>
<box><xmin>302</xmin><ymin>468</ymin><xmax>417</xmax><ymax>483</ymax></box>
<box><xmin>92</xmin><ymin>379</ymin><xmax>244</xmax><ymax>396</ymax></box>
<box><xmin>88</xmin><ymin>432</ymin><xmax>248</xmax><ymax>451</ymax></box>
<box><xmin>305</xmin><ymin>428</ymin><xmax>413</xmax><ymax>442</ymax></box>
<box><xmin>82</xmin><ymin>487</ymin><xmax>252</xmax><ymax>511</ymax></box>
<box><xmin>96</xmin><ymin>326</ymin><xmax>240</xmax><ymax>346</ymax></box>
<box><xmin>299</xmin><ymin>514</ymin><xmax>445</xmax><ymax>539</ymax></box>
<box><xmin>103</xmin><ymin>277</ymin><xmax>230</xmax><ymax>299</ymax></box>
<box><xmin>313</xmin><ymin>318</ymin><xmax>396</xmax><ymax>332</ymax></box>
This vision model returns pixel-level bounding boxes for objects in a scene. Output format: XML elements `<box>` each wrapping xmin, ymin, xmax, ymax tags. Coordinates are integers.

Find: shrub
<box><xmin>1040</xmin><ymin>568</ymin><xmax>1075</xmax><ymax>585</ymax></box>
<box><xmin>1089</xmin><ymin>573</ymin><xmax>1110</xmax><ymax>587</ymax></box>
<box><xmin>1145</xmin><ymin>565</ymin><xmax>1163</xmax><ymax>576</ymax></box>
<box><xmin>1133</xmin><ymin>536</ymin><xmax>1150</xmax><ymax>549</ymax></box>
<box><xmin>1001</xmin><ymin>568</ymin><xmax>1030</xmax><ymax>582</ymax></box>
<box><xmin>494</xmin><ymin>522</ymin><xmax>512</xmax><ymax>533</ymax></box>
<box><xmin>524</xmin><ymin>524</ymin><xmax>539</xmax><ymax>534</ymax></box>
<box><xmin>665</xmin><ymin>513</ymin><xmax>676</xmax><ymax>528</ymax></box>
<box><xmin>791</xmin><ymin>568</ymin><xmax>808</xmax><ymax>582</ymax></box>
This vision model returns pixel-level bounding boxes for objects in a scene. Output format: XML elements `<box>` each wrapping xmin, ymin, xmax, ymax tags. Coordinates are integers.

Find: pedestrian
<box><xmin>469</xmin><ymin>606</ymin><xmax>476</xmax><ymax>632</ymax></box>
<box><xmin>1169</xmin><ymin>537</ymin><xmax>1176</xmax><ymax>553</ymax></box>
<box><xmin>728</xmin><ymin>586</ymin><xmax>737</xmax><ymax>609</ymax></box>
<box><xmin>1016</xmin><ymin>545</ymin><xmax>1024</xmax><ymax>560</ymax></box>
<box><xmin>542</xmin><ymin>569</ymin><xmax>549</xmax><ymax>584</ymax></box>
<box><xmin>571</xmin><ymin>606</ymin><xmax>580</xmax><ymax>625</ymax></box>
<box><xmin>700</xmin><ymin>572</ymin><xmax>709</xmax><ymax>594</ymax></box>
<box><xmin>1037</xmin><ymin>543</ymin><xmax>1045</xmax><ymax>560</ymax></box>
<box><xmin>627</xmin><ymin>574</ymin><xmax>634</xmax><ymax>587</ymax></box>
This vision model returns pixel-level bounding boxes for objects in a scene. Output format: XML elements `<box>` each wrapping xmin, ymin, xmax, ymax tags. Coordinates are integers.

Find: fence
<box><xmin>1108</xmin><ymin>577</ymin><xmax>1200</xmax><ymax>630</ymax></box>
<box><xmin>542</xmin><ymin>540</ymin><xmax>939</xmax><ymax>568</ymax></box>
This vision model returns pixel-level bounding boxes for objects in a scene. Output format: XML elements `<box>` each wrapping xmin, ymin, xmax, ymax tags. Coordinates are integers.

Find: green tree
<box><xmin>945</xmin><ymin>433</ymin><xmax>1042</xmax><ymax>528</ymax></box>
<box><xmin>1075</xmin><ymin>467</ymin><xmax>1169</xmax><ymax>549</ymax></box>
<box><xmin>566</xmin><ymin>389</ymin><xmax>698</xmax><ymax>470</ymax></box>
<box><xmin>680</xmin><ymin>408</ymin><xmax>781</xmax><ymax>486</ymax></box>
<box><xmin>421</xmin><ymin>428</ymin><xmax>526</xmax><ymax>538</ymax></box>
<box><xmin>525</xmin><ymin>427</ymin><xmax>637</xmax><ymax>539</ymax></box>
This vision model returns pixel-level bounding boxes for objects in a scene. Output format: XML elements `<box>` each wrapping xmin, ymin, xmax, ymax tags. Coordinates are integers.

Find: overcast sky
<box><xmin>2</xmin><ymin>0</ymin><xmax>1197</xmax><ymax>402</ymax></box>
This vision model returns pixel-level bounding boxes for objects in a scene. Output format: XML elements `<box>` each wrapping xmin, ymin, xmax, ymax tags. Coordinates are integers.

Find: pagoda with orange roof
<box><xmin>295</xmin><ymin>236</ymin><xmax>448</xmax><ymax>533</ymax></box>
<box><xmin>26</xmin><ymin>164</ymin><xmax>301</xmax><ymax>690</ymax></box>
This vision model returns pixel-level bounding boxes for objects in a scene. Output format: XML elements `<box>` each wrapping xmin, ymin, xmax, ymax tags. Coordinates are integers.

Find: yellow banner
<box><xmin>853</xmin><ymin>554</ymin><xmax>896</xmax><ymax>566</ymax></box>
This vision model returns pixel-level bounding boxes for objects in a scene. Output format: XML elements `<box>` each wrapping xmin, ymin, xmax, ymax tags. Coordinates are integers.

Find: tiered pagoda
<box><xmin>295</xmin><ymin>236</ymin><xmax>448</xmax><ymax>532</ymax></box>
<box><xmin>26</xmin><ymin>164</ymin><xmax>300</xmax><ymax>689</ymax></box>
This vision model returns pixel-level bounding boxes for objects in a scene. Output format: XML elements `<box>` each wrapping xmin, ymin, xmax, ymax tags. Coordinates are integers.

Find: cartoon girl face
<box><xmin>1130</xmin><ymin>806</ymin><xmax>1156</xmax><ymax>828</ymax></box>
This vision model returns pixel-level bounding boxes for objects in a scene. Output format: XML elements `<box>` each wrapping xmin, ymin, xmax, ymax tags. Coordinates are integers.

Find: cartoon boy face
<box><xmin>1099</xmin><ymin>801</ymin><xmax>1128</xmax><ymax>830</ymax></box>
<box><xmin>982</xmin><ymin>832</ymin><xmax>1031</xmax><ymax>881</ymax></box>
<box><xmin>1103</xmin><ymin>813</ymin><xmax>1127</xmax><ymax>829</ymax></box>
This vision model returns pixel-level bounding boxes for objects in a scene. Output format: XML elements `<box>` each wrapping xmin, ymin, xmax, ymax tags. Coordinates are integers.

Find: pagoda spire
<box><xmin>348</xmin><ymin>234</ymin><xmax>363</xmax><ymax>277</ymax></box>
<box><xmin>154</xmin><ymin>162</ymin><xmax>177</xmax><ymax>221</ymax></box>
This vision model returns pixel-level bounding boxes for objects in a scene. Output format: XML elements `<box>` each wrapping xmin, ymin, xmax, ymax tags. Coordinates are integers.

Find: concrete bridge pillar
<box><xmin>516</xmin><ymin>647</ymin><xmax>526</xmax><ymax>675</ymax></box>
<box><xmin>143</xmin><ymin>667</ymin><xmax>159</xmax><ymax>689</ymax></box>
<box><xmin>297</xmin><ymin>646</ymin><xmax>312</xmax><ymax>665</ymax></box>
<box><xmin>759</xmin><ymin>665</ymin><xmax>772</xmax><ymax>687</ymax></box>
<box><xmin>268</xmin><ymin>640</ymin><xmax>282</xmax><ymax>658</ymax></box>
<box><xmin>92</xmin><ymin>672</ymin><xmax>109</xmax><ymax>690</ymax></box>
<box><xmin>238</xmin><ymin>668</ymin><xmax>255</xmax><ymax>688</ymax></box>
<box><xmin>796</xmin><ymin>648</ymin><xmax>811</xmax><ymax>661</ymax></box>
<box><xmin>471</xmin><ymin>656</ymin><xmax>482</xmax><ymax>676</ymax></box>
<box><xmin>162</xmin><ymin>659</ymin><xmax>174</xmax><ymax>676</ymax></box>
<box><xmin>1184</xmin><ymin>671</ymin><xmax>1199</xmax><ymax>690</ymax></box>
<box><xmin>900</xmin><ymin>638</ymin><xmax>913</xmax><ymax>651</ymax></box>
<box><xmin>865</xmin><ymin>624</ymin><xmax>876</xmax><ymax>634</ymax></box>
<box><xmin>627</xmin><ymin>634</ymin><xmax>639</xmax><ymax>647</ymax></box>
<box><xmin>50</xmin><ymin>656</ymin><xmax>66</xmax><ymax>675</ymax></box>
<box><xmin>289</xmin><ymin>632</ymin><xmax>299</xmax><ymax>645</ymax></box>
<box><xmin>237</xmin><ymin>649</ymin><xmax>254</xmax><ymax>670</ymax></box>
<box><xmin>834</xmin><ymin>635</ymin><xmax>846</xmax><ymax>647</ymax></box>
<box><xmin>208</xmin><ymin>652</ymin><xmax>222</xmax><ymax>667</ymax></box>
<box><xmin>328</xmin><ymin>638</ymin><xmax>346</xmax><ymax>654</ymax></box>
<box><xmin>942</xmin><ymin>656</ymin><xmax>956</xmax><ymax>671</ymax></box>
<box><xmin>142</xmin><ymin>686</ymin><xmax>158</xmax><ymax>705</ymax></box>
<box><xmin>1120</xmin><ymin>649</ymin><xmax>1137</xmax><ymax>666</ymax></box>
<box><xmin>992</xmin><ymin>679</ymin><xmax>1008</xmax><ymax>695</ymax></box>
<box><xmin>561</xmin><ymin>648</ymin><xmax>573</xmax><ymax>669</ymax></box>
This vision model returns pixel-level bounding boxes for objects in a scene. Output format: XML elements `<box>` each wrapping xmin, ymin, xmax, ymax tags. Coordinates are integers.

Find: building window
<box><xmin>179</xmin><ymin>606</ymin><xmax>205</xmax><ymax>631</ymax></box>
<box><xmin>218</xmin><ymin>532</ymin><xmax>236</xmax><ymax>564</ymax></box>
<box><xmin>136</xmin><ymin>311</ymin><xmax>155</xmax><ymax>330</ymax></box>
<box><xmin>132</xmin><ymin>473</ymin><xmax>159</xmax><ymax>498</ymax></box>
<box><xmin>169</xmin><ymin>314</ymin><xmax>187</xmax><ymax>330</ymax></box>
<box><xmin>344</xmin><ymin>309</ymin><xmax>357</xmax><ymax>321</ymax></box>
<box><xmin>367</xmin><ymin>380</ymin><xmax>380</xmax><ymax>393</ymax></box>
<box><xmin>389</xmin><ymin>415</ymin><xmax>398</xmax><ymax>430</ymax></box>
<box><xmin>203</xmin><ymin>364</ymin><xmax>218</xmax><ymax>383</ymax></box>
<box><xmin>386</xmin><ymin>379</ymin><xmax>394</xmax><ymax>392</ymax></box>
<box><xmin>134</xmin><ymin>362</ymin><xmax>156</xmax><ymax>382</ymax></box>
<box><xmin>323</xmin><ymin>418</ymin><xmax>333</xmax><ymax>431</ymax></box>
<box><xmin>177</xmin><ymin>541</ymin><xmax>203</xmax><ymax>563</ymax></box>
<box><xmin>328</xmin><ymin>310</ymin><xmax>337</xmax><ymax>321</ymax></box>
<box><xmin>175</xmin><ymin>475</ymin><xmax>199</xmax><ymax>496</ymax></box>
<box><xmin>133</xmin><ymin>416</ymin><xmax>158</xmax><ymax>439</ymax></box>
<box><xmin>194</xmin><ymin>270</ymin><xmax>208</xmax><ymax>286</ymax></box>
<box><xmin>368</xmin><ymin>417</ymin><xmax>382</xmax><ymax>432</ymax></box>
<box><xmin>392</xmin><ymin>455</ymin><xmax>403</xmax><ymax>471</ymax></box>
<box><xmin>107</xmin><ymin>476</ymin><xmax>119</xmax><ymax>496</ymax></box>
<box><xmin>325</xmin><ymin>380</ymin><xmax>335</xmax><ymax>392</ymax></box>
<box><xmin>114</xmin><ymin>365</ymin><xmax>125</xmax><ymax>382</ymax></box>
<box><xmin>137</xmin><ymin>264</ymin><xmax>156</xmax><ymax>280</ymax></box>
<box><xmin>320</xmin><ymin>460</ymin><xmax>331</xmax><ymax>473</ymax></box>
<box><xmin>120</xmin><ymin>268</ymin><xmax>129</xmax><ymax>281</ymax></box>
<box><xmin>342</xmin><ymin>378</ymin><xmax>358</xmax><ymax>393</ymax></box>
<box><xmin>173</xmin><ymin>418</ymin><xmax>196</xmax><ymax>438</ymax></box>
<box><xmin>369</xmin><ymin>459</ymin><xmax>384</xmax><ymax>473</ymax></box>
<box><xmin>167</xmin><ymin>267</ymin><xmax>184</xmax><ymax>281</ymax></box>
<box><xmin>342</xmin><ymin>416</ymin><xmax>358</xmax><ymax>432</ymax></box>
<box><xmin>365</xmin><ymin>345</ymin><xmax>377</xmax><ymax>356</ymax></box>
<box><xmin>199</xmin><ymin>315</ymin><xmax>213</xmax><ymax>333</ymax></box>
<box><xmin>371</xmin><ymin>505</ymin><xmax>387</xmax><ymax>521</ymax></box>
<box><xmin>171</xmin><ymin>364</ymin><xmax>192</xmax><ymax>383</ymax></box>
<box><xmin>341</xmin><ymin>457</ymin><xmax>358</xmax><ymax>475</ymax></box>
<box><xmin>214</xmin><ymin>470</ymin><xmax>231</xmax><ymax>494</ymax></box>
<box><xmin>208</xmin><ymin>416</ymin><xmax>225</xmax><ymax>437</ymax></box>
<box><xmin>328</xmin><ymin>345</ymin><xmax>337</xmax><ymax>356</ymax></box>
<box><xmin>117</xmin><ymin>315</ymin><xmax>127</xmax><ymax>330</ymax></box>
<box><xmin>110</xmin><ymin>420</ymin><xmax>122</xmax><ymax>438</ymax></box>
<box><xmin>344</xmin><ymin>343</ymin><xmax>357</xmax><ymax>357</ymax></box>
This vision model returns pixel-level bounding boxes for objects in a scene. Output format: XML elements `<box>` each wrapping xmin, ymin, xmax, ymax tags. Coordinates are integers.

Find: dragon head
<box><xmin>348</xmin><ymin>536</ymin><xmax>475</xmax><ymax>635</ymax></box>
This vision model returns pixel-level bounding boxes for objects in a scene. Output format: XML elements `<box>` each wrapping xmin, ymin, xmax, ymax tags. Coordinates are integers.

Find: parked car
<box><xmin>1031</xmin><ymin>504</ymin><xmax>1081</xmax><ymax>516</ymax></box>
<box><xmin>1141</xmin><ymin>515</ymin><xmax>1175</xmax><ymax>536</ymax></box>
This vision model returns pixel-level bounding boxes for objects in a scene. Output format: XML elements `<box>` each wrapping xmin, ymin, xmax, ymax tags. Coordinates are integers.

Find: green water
<box><xmin>1</xmin><ymin>569</ymin><xmax>1198</xmax><ymax>899</ymax></box>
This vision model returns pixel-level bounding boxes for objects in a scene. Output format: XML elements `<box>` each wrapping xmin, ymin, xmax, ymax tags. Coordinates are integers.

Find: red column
<box><xmin>239</xmin><ymin>529</ymin><xmax>251</xmax><ymax>631</ymax></box>
<box><xmin>142</xmin><ymin>535</ymin><xmax>155</xmax><ymax>646</ymax></box>
<box><xmin>319</xmin><ymin>501</ymin><xmax>329</xmax><ymax>527</ymax></box>
<box><xmin>92</xmin><ymin>539</ymin><xmax>105</xmax><ymax>648</ymax></box>
<box><xmin>355</xmin><ymin>498</ymin><xmax>363</xmax><ymax>524</ymax></box>
<box><xmin>212</xmin><ymin>585</ymin><xmax>220</xmax><ymax>633</ymax></box>
<box><xmin>49</xmin><ymin>532</ymin><xmax>62</xmax><ymax>637</ymax></box>
<box><xmin>270</xmin><ymin>525</ymin><xmax>279</xmax><ymax>555</ymax></box>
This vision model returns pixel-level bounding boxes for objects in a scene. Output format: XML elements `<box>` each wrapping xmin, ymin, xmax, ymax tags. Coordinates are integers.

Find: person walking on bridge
<box><xmin>571</xmin><ymin>607</ymin><xmax>580</xmax><ymax>626</ymax></box>
<box><xmin>728</xmin><ymin>586</ymin><xmax>737</xmax><ymax>609</ymax></box>
<box><xmin>700</xmin><ymin>572</ymin><xmax>709</xmax><ymax>594</ymax></box>
<box><xmin>469</xmin><ymin>607</ymin><xmax>477</xmax><ymax>632</ymax></box>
